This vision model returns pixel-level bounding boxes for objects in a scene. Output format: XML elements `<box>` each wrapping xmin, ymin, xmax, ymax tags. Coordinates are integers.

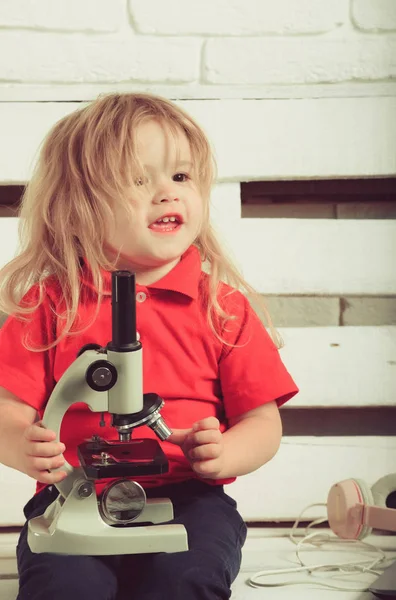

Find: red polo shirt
<box><xmin>0</xmin><ymin>245</ymin><xmax>298</xmax><ymax>495</ymax></box>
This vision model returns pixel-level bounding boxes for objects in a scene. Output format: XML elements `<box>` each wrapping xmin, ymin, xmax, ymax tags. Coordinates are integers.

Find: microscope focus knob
<box><xmin>86</xmin><ymin>360</ymin><xmax>118</xmax><ymax>392</ymax></box>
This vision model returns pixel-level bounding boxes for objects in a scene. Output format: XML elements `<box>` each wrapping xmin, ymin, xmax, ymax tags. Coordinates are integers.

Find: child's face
<box><xmin>105</xmin><ymin>119</ymin><xmax>204</xmax><ymax>278</ymax></box>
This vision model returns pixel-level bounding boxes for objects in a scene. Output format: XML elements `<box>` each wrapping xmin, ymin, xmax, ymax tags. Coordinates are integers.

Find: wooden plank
<box><xmin>223</xmin><ymin>218</ymin><xmax>396</xmax><ymax>295</ymax></box>
<box><xmin>278</xmin><ymin>326</ymin><xmax>396</xmax><ymax>408</ymax></box>
<box><xmin>0</xmin><ymin>98</ymin><xmax>395</xmax><ymax>183</ymax></box>
<box><xmin>229</xmin><ymin>436</ymin><xmax>396</xmax><ymax>522</ymax></box>
<box><xmin>186</xmin><ymin>97</ymin><xmax>396</xmax><ymax>181</ymax></box>
<box><xmin>1</xmin><ymin>436</ymin><xmax>395</xmax><ymax>526</ymax></box>
<box><xmin>0</xmin><ymin>103</ymin><xmax>78</xmax><ymax>185</ymax></box>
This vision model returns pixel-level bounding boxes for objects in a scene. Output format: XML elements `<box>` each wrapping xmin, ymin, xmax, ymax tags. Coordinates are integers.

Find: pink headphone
<box><xmin>327</xmin><ymin>474</ymin><xmax>396</xmax><ymax>539</ymax></box>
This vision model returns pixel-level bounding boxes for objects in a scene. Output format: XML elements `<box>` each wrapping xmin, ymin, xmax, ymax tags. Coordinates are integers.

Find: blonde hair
<box><xmin>0</xmin><ymin>92</ymin><xmax>281</xmax><ymax>351</ymax></box>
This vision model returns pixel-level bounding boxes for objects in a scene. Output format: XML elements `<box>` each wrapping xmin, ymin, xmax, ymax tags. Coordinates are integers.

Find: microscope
<box><xmin>28</xmin><ymin>270</ymin><xmax>189</xmax><ymax>556</ymax></box>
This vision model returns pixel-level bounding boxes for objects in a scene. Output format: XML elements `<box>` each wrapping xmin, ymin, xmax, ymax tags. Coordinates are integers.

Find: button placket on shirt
<box><xmin>136</xmin><ymin>288</ymin><xmax>149</xmax><ymax>341</ymax></box>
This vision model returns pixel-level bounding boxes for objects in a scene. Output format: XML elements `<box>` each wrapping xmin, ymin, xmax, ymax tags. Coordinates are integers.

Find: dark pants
<box><xmin>17</xmin><ymin>480</ymin><xmax>247</xmax><ymax>600</ymax></box>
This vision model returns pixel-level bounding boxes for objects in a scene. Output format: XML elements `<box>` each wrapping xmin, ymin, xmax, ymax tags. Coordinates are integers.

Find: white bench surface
<box><xmin>1</xmin><ymin>528</ymin><xmax>396</xmax><ymax>599</ymax></box>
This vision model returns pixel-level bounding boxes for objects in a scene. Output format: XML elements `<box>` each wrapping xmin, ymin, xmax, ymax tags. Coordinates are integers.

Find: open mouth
<box><xmin>149</xmin><ymin>215</ymin><xmax>183</xmax><ymax>233</ymax></box>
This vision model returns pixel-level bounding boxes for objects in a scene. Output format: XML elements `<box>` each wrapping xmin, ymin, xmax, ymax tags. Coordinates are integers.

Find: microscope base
<box><xmin>27</xmin><ymin>485</ymin><xmax>188</xmax><ymax>555</ymax></box>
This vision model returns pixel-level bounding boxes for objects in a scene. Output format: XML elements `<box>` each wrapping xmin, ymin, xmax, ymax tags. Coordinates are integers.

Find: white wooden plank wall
<box><xmin>1</xmin><ymin>3</ymin><xmax>396</xmax><ymax>597</ymax></box>
<box><xmin>0</xmin><ymin>100</ymin><xmax>395</xmax><ymax>527</ymax></box>
<box><xmin>1</xmin><ymin>98</ymin><xmax>396</xmax><ymax>183</ymax></box>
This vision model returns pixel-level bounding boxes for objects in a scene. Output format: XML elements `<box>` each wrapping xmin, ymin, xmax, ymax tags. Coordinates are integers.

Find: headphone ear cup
<box><xmin>327</xmin><ymin>478</ymin><xmax>373</xmax><ymax>540</ymax></box>
<box><xmin>371</xmin><ymin>473</ymin><xmax>396</xmax><ymax>509</ymax></box>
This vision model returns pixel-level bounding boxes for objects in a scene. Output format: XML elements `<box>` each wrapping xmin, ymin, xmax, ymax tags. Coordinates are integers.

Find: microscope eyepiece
<box><xmin>109</xmin><ymin>271</ymin><xmax>138</xmax><ymax>351</ymax></box>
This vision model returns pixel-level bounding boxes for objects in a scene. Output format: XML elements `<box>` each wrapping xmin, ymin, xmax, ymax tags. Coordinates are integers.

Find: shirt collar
<box><xmin>80</xmin><ymin>245</ymin><xmax>202</xmax><ymax>300</ymax></box>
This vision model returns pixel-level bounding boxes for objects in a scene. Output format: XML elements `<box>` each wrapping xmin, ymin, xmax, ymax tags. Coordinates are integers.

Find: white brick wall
<box><xmin>0</xmin><ymin>32</ymin><xmax>200</xmax><ymax>83</ymax></box>
<box><xmin>205</xmin><ymin>38</ymin><xmax>396</xmax><ymax>85</ymax></box>
<box><xmin>352</xmin><ymin>0</ymin><xmax>396</xmax><ymax>31</ymax></box>
<box><xmin>129</xmin><ymin>0</ymin><xmax>348</xmax><ymax>35</ymax></box>
<box><xmin>0</xmin><ymin>0</ymin><xmax>394</xmax><ymax>100</ymax></box>
<box><xmin>0</xmin><ymin>0</ymin><xmax>125</xmax><ymax>32</ymax></box>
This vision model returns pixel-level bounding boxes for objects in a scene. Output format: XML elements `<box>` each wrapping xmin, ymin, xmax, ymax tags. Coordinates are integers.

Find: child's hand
<box><xmin>20</xmin><ymin>421</ymin><xmax>67</xmax><ymax>484</ymax></box>
<box><xmin>167</xmin><ymin>417</ymin><xmax>225</xmax><ymax>479</ymax></box>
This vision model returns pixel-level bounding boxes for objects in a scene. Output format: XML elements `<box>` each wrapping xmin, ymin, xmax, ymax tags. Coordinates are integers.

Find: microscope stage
<box><xmin>77</xmin><ymin>437</ymin><xmax>169</xmax><ymax>478</ymax></box>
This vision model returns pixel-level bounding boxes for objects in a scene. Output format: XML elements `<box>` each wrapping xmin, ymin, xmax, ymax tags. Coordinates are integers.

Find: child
<box><xmin>0</xmin><ymin>93</ymin><xmax>298</xmax><ymax>600</ymax></box>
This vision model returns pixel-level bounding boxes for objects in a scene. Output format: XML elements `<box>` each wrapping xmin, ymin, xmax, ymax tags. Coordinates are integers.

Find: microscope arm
<box><xmin>42</xmin><ymin>349</ymin><xmax>108</xmax><ymax>499</ymax></box>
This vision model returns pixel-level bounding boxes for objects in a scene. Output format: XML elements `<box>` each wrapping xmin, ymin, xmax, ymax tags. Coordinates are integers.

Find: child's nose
<box><xmin>153</xmin><ymin>187</ymin><xmax>180</xmax><ymax>204</ymax></box>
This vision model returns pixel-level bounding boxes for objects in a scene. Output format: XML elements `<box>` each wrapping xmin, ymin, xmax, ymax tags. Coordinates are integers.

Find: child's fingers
<box><xmin>34</xmin><ymin>469</ymin><xmax>68</xmax><ymax>485</ymax></box>
<box><xmin>26</xmin><ymin>440</ymin><xmax>65</xmax><ymax>458</ymax></box>
<box><xmin>192</xmin><ymin>417</ymin><xmax>220</xmax><ymax>432</ymax></box>
<box><xmin>189</xmin><ymin>429</ymin><xmax>222</xmax><ymax>447</ymax></box>
<box><xmin>166</xmin><ymin>428</ymin><xmax>192</xmax><ymax>447</ymax></box>
<box><xmin>25</xmin><ymin>423</ymin><xmax>57</xmax><ymax>443</ymax></box>
<box><xmin>189</xmin><ymin>443</ymin><xmax>222</xmax><ymax>462</ymax></box>
<box><xmin>30</xmin><ymin>455</ymin><xmax>65</xmax><ymax>472</ymax></box>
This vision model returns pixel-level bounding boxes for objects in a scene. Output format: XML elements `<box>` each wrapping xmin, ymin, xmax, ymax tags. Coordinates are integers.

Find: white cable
<box><xmin>246</xmin><ymin>502</ymin><xmax>396</xmax><ymax>591</ymax></box>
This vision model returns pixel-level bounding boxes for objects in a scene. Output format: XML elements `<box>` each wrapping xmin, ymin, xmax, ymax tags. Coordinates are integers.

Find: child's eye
<box><xmin>173</xmin><ymin>173</ymin><xmax>189</xmax><ymax>183</ymax></box>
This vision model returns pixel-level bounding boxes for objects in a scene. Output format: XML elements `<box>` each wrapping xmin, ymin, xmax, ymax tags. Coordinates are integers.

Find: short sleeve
<box><xmin>218</xmin><ymin>291</ymin><xmax>298</xmax><ymax>419</ymax></box>
<box><xmin>0</xmin><ymin>286</ymin><xmax>56</xmax><ymax>410</ymax></box>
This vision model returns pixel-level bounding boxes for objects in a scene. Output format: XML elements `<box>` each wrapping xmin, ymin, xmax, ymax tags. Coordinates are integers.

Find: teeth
<box><xmin>157</xmin><ymin>216</ymin><xmax>177</xmax><ymax>224</ymax></box>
